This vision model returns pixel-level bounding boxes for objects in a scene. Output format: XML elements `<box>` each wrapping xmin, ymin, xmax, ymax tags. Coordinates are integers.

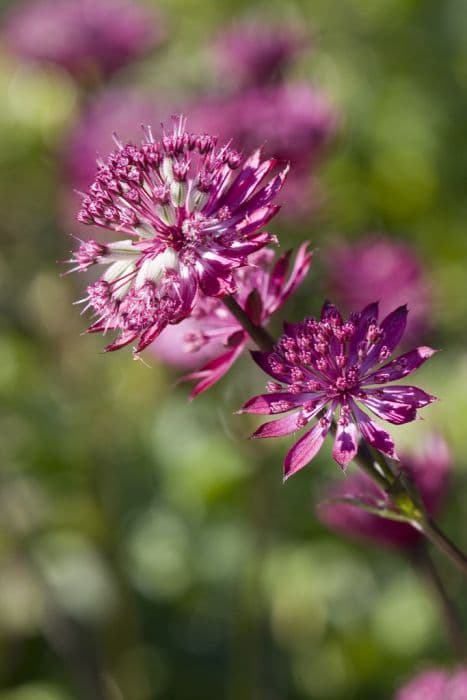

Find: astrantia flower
<box><xmin>4</xmin><ymin>0</ymin><xmax>164</xmax><ymax>81</ymax></box>
<box><xmin>318</xmin><ymin>435</ymin><xmax>450</xmax><ymax>549</ymax></box>
<box><xmin>151</xmin><ymin>243</ymin><xmax>312</xmax><ymax>396</ymax></box>
<box><xmin>324</xmin><ymin>235</ymin><xmax>431</xmax><ymax>340</ymax></box>
<box><xmin>395</xmin><ymin>667</ymin><xmax>467</xmax><ymax>700</ymax></box>
<box><xmin>213</xmin><ymin>20</ymin><xmax>305</xmax><ymax>88</ymax></box>
<box><xmin>71</xmin><ymin>116</ymin><xmax>288</xmax><ymax>354</ymax></box>
<box><xmin>240</xmin><ymin>302</ymin><xmax>436</xmax><ymax>480</ymax></box>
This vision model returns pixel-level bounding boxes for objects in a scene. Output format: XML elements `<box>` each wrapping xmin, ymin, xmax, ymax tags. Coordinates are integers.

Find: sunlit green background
<box><xmin>1</xmin><ymin>0</ymin><xmax>467</xmax><ymax>698</ymax></box>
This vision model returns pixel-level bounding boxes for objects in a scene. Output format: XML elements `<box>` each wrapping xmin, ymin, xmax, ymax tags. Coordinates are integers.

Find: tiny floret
<box><xmin>240</xmin><ymin>302</ymin><xmax>437</xmax><ymax>480</ymax></box>
<box><xmin>70</xmin><ymin>116</ymin><xmax>288</xmax><ymax>354</ymax></box>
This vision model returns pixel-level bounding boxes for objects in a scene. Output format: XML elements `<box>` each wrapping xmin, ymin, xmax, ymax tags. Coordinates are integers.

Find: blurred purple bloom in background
<box><xmin>64</xmin><ymin>88</ymin><xmax>163</xmax><ymax>190</ymax></box>
<box><xmin>151</xmin><ymin>243</ymin><xmax>312</xmax><ymax>396</ymax></box>
<box><xmin>395</xmin><ymin>667</ymin><xmax>467</xmax><ymax>700</ymax></box>
<box><xmin>71</xmin><ymin>116</ymin><xmax>288</xmax><ymax>354</ymax></box>
<box><xmin>241</xmin><ymin>302</ymin><xmax>436</xmax><ymax>480</ymax></box>
<box><xmin>212</xmin><ymin>20</ymin><xmax>306</xmax><ymax>89</ymax></box>
<box><xmin>3</xmin><ymin>0</ymin><xmax>164</xmax><ymax>81</ymax></box>
<box><xmin>318</xmin><ymin>435</ymin><xmax>450</xmax><ymax>549</ymax></box>
<box><xmin>325</xmin><ymin>235</ymin><xmax>432</xmax><ymax>340</ymax></box>
<box><xmin>190</xmin><ymin>84</ymin><xmax>337</xmax><ymax>217</ymax></box>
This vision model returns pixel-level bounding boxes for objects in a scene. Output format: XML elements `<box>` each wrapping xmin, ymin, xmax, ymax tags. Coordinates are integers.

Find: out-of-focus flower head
<box><xmin>64</xmin><ymin>88</ymin><xmax>163</xmax><ymax>191</ymax></box>
<box><xmin>395</xmin><ymin>667</ymin><xmax>467</xmax><ymax>700</ymax></box>
<box><xmin>3</xmin><ymin>0</ymin><xmax>165</xmax><ymax>81</ymax></box>
<box><xmin>318</xmin><ymin>435</ymin><xmax>450</xmax><ymax>549</ymax></box>
<box><xmin>151</xmin><ymin>243</ymin><xmax>313</xmax><ymax>396</ymax></box>
<box><xmin>189</xmin><ymin>84</ymin><xmax>338</xmax><ymax>217</ymax></box>
<box><xmin>324</xmin><ymin>235</ymin><xmax>431</xmax><ymax>341</ymax></box>
<box><xmin>241</xmin><ymin>302</ymin><xmax>436</xmax><ymax>480</ymax></box>
<box><xmin>212</xmin><ymin>20</ymin><xmax>306</xmax><ymax>89</ymax></box>
<box><xmin>70</xmin><ymin>116</ymin><xmax>289</xmax><ymax>355</ymax></box>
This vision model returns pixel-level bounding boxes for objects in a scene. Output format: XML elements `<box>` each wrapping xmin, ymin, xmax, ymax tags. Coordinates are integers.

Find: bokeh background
<box><xmin>1</xmin><ymin>0</ymin><xmax>467</xmax><ymax>698</ymax></box>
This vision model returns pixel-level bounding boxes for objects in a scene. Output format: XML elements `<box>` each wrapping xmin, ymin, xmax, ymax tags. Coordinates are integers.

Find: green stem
<box><xmin>420</xmin><ymin>518</ymin><xmax>467</xmax><ymax>581</ymax></box>
<box><xmin>411</xmin><ymin>545</ymin><xmax>467</xmax><ymax>658</ymax></box>
<box><xmin>222</xmin><ymin>296</ymin><xmax>275</xmax><ymax>352</ymax></box>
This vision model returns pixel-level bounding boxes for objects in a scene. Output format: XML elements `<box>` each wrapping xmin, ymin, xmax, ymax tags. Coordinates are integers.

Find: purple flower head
<box><xmin>318</xmin><ymin>435</ymin><xmax>450</xmax><ymax>549</ymax></box>
<box><xmin>151</xmin><ymin>243</ymin><xmax>312</xmax><ymax>395</ymax></box>
<box><xmin>70</xmin><ymin>116</ymin><xmax>289</xmax><ymax>354</ymax></box>
<box><xmin>189</xmin><ymin>84</ymin><xmax>337</xmax><ymax>217</ymax></box>
<box><xmin>324</xmin><ymin>235</ymin><xmax>431</xmax><ymax>340</ymax></box>
<box><xmin>240</xmin><ymin>302</ymin><xmax>437</xmax><ymax>480</ymax></box>
<box><xmin>4</xmin><ymin>0</ymin><xmax>164</xmax><ymax>80</ymax></box>
<box><xmin>64</xmin><ymin>88</ymin><xmax>163</xmax><ymax>191</ymax></box>
<box><xmin>395</xmin><ymin>667</ymin><xmax>467</xmax><ymax>700</ymax></box>
<box><xmin>213</xmin><ymin>20</ymin><xmax>306</xmax><ymax>88</ymax></box>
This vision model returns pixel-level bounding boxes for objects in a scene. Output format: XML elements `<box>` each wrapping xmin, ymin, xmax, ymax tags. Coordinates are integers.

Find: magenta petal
<box><xmin>276</xmin><ymin>242</ymin><xmax>313</xmax><ymax>309</ymax></box>
<box><xmin>136</xmin><ymin>320</ymin><xmax>168</xmax><ymax>352</ymax></box>
<box><xmin>251</xmin><ymin>412</ymin><xmax>303</xmax><ymax>439</ymax></box>
<box><xmin>332</xmin><ymin>418</ymin><xmax>358</xmax><ymax>469</ymax></box>
<box><xmin>240</xmin><ymin>392</ymin><xmax>305</xmax><ymax>415</ymax></box>
<box><xmin>268</xmin><ymin>250</ymin><xmax>292</xmax><ymax>299</ymax></box>
<box><xmin>351</xmin><ymin>400</ymin><xmax>398</xmax><ymax>459</ymax></box>
<box><xmin>348</xmin><ymin>302</ymin><xmax>379</xmax><ymax>363</ymax></box>
<box><xmin>361</xmin><ymin>305</ymin><xmax>408</xmax><ymax>372</ymax></box>
<box><xmin>360</xmin><ymin>395</ymin><xmax>416</xmax><ymax>425</ymax></box>
<box><xmin>237</xmin><ymin>162</ymin><xmax>289</xmax><ymax>215</ymax></box>
<box><xmin>220</xmin><ymin>151</ymin><xmax>277</xmax><ymax>209</ymax></box>
<box><xmin>105</xmin><ymin>330</ymin><xmax>139</xmax><ymax>351</ymax></box>
<box><xmin>184</xmin><ymin>344</ymin><xmax>244</xmax><ymax>399</ymax></box>
<box><xmin>366</xmin><ymin>386</ymin><xmax>436</xmax><ymax>409</ymax></box>
<box><xmin>250</xmin><ymin>350</ymin><xmax>293</xmax><ymax>382</ymax></box>
<box><xmin>364</xmin><ymin>346</ymin><xmax>437</xmax><ymax>383</ymax></box>
<box><xmin>283</xmin><ymin>416</ymin><xmax>331</xmax><ymax>480</ymax></box>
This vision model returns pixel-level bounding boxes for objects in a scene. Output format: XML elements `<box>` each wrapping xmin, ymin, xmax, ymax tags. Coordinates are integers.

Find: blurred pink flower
<box><xmin>151</xmin><ymin>243</ymin><xmax>312</xmax><ymax>396</ymax></box>
<box><xmin>4</xmin><ymin>0</ymin><xmax>164</xmax><ymax>81</ymax></box>
<box><xmin>64</xmin><ymin>88</ymin><xmax>164</xmax><ymax>190</ymax></box>
<box><xmin>189</xmin><ymin>84</ymin><xmax>337</xmax><ymax>218</ymax></box>
<box><xmin>70</xmin><ymin>116</ymin><xmax>288</xmax><ymax>354</ymax></box>
<box><xmin>324</xmin><ymin>236</ymin><xmax>431</xmax><ymax>340</ymax></box>
<box><xmin>212</xmin><ymin>20</ymin><xmax>306</xmax><ymax>89</ymax></box>
<box><xmin>318</xmin><ymin>435</ymin><xmax>450</xmax><ymax>549</ymax></box>
<box><xmin>395</xmin><ymin>667</ymin><xmax>467</xmax><ymax>700</ymax></box>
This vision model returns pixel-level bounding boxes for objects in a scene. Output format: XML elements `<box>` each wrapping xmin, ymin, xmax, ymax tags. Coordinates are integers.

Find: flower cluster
<box><xmin>241</xmin><ymin>302</ymin><xmax>436</xmax><ymax>479</ymax></box>
<box><xmin>71</xmin><ymin>117</ymin><xmax>288</xmax><ymax>353</ymax></box>
<box><xmin>395</xmin><ymin>667</ymin><xmax>467</xmax><ymax>700</ymax></box>
<box><xmin>318</xmin><ymin>435</ymin><xmax>450</xmax><ymax>549</ymax></box>
<box><xmin>4</xmin><ymin>0</ymin><xmax>164</xmax><ymax>81</ymax></box>
<box><xmin>151</xmin><ymin>243</ymin><xmax>312</xmax><ymax>396</ymax></box>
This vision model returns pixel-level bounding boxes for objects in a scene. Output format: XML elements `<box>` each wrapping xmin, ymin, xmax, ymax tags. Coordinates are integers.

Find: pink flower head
<box><xmin>4</xmin><ymin>0</ymin><xmax>164</xmax><ymax>80</ymax></box>
<box><xmin>396</xmin><ymin>668</ymin><xmax>467</xmax><ymax>700</ymax></box>
<box><xmin>213</xmin><ymin>20</ymin><xmax>306</xmax><ymax>88</ymax></box>
<box><xmin>324</xmin><ymin>235</ymin><xmax>431</xmax><ymax>340</ymax></box>
<box><xmin>151</xmin><ymin>243</ymin><xmax>312</xmax><ymax>395</ymax></box>
<box><xmin>318</xmin><ymin>435</ymin><xmax>450</xmax><ymax>549</ymax></box>
<box><xmin>70</xmin><ymin>116</ymin><xmax>289</xmax><ymax>354</ymax></box>
<box><xmin>241</xmin><ymin>302</ymin><xmax>437</xmax><ymax>480</ymax></box>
